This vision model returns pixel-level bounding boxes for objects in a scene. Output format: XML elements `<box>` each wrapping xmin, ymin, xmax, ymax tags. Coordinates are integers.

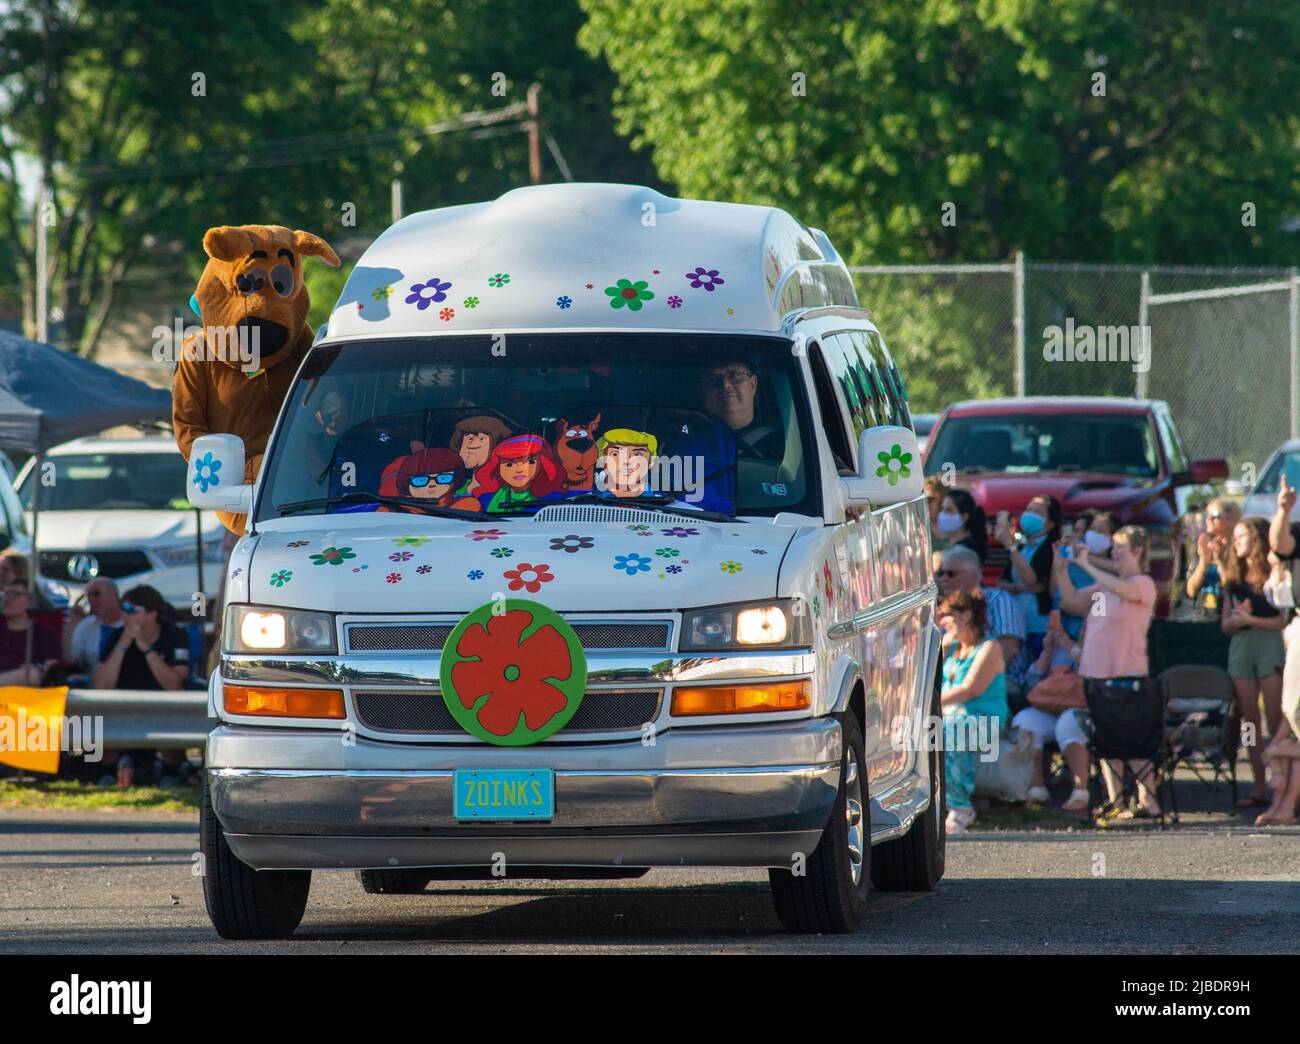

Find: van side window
<box><xmin>807</xmin><ymin>341</ymin><xmax>856</xmax><ymax>474</ymax></box>
<box><xmin>829</xmin><ymin>333</ymin><xmax>871</xmax><ymax>439</ymax></box>
<box><xmin>862</xmin><ymin>330</ymin><xmax>912</xmax><ymax>429</ymax></box>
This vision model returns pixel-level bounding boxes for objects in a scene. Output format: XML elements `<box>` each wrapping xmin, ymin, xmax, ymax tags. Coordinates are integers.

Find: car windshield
<box><xmin>1253</xmin><ymin>450</ymin><xmax>1300</xmax><ymax>494</ymax></box>
<box><xmin>256</xmin><ymin>333</ymin><xmax>820</xmax><ymax>522</ymax></box>
<box><xmin>925</xmin><ymin>412</ymin><xmax>1159</xmax><ymax>477</ymax></box>
<box><xmin>18</xmin><ymin>451</ymin><xmax>189</xmax><ymax>510</ymax></box>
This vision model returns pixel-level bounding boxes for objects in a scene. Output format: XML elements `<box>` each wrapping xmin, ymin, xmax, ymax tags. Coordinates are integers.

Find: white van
<box><xmin>190</xmin><ymin>183</ymin><xmax>942</xmax><ymax>938</ymax></box>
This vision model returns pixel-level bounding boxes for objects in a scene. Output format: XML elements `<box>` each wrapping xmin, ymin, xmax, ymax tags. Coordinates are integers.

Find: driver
<box><xmin>698</xmin><ymin>356</ymin><xmax>783</xmax><ymax>458</ymax></box>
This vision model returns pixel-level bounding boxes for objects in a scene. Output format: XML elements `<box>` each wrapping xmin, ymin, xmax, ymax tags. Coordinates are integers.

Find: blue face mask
<box><xmin>1018</xmin><ymin>511</ymin><xmax>1046</xmax><ymax>536</ymax></box>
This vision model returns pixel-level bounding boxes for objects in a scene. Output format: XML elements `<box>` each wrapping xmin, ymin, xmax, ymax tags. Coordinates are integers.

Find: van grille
<box><xmin>345</xmin><ymin>621</ymin><xmax>670</xmax><ymax>652</ymax></box>
<box><xmin>353</xmin><ymin>688</ymin><xmax>662</xmax><ymax>735</ymax></box>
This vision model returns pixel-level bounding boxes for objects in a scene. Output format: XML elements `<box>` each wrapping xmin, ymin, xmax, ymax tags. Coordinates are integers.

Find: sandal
<box><xmin>1061</xmin><ymin>788</ymin><xmax>1089</xmax><ymax>813</ymax></box>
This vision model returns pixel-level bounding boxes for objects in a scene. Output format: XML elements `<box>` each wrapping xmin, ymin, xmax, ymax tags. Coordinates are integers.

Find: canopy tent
<box><xmin>0</xmin><ymin>329</ymin><xmax>173</xmax><ymax>677</ymax></box>
<box><xmin>0</xmin><ymin>330</ymin><xmax>170</xmax><ymax>453</ymax></box>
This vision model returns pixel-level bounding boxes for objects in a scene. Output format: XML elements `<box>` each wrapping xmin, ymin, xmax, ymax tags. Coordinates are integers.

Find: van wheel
<box><xmin>200</xmin><ymin>775</ymin><xmax>310</xmax><ymax>939</ymax></box>
<box><xmin>872</xmin><ymin>672</ymin><xmax>946</xmax><ymax>891</ymax></box>
<box><xmin>356</xmin><ymin>869</ymin><xmax>432</xmax><ymax>894</ymax></box>
<box><xmin>768</xmin><ymin>709</ymin><xmax>869</xmax><ymax>933</ymax></box>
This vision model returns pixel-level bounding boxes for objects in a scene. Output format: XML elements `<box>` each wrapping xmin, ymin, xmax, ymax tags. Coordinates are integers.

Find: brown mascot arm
<box><xmin>172</xmin><ymin>345</ymin><xmax>211</xmax><ymax>461</ymax></box>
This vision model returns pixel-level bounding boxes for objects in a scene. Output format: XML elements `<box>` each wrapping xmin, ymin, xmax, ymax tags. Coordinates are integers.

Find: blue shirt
<box><xmin>943</xmin><ymin>638</ymin><xmax>1009</xmax><ymax>727</ymax></box>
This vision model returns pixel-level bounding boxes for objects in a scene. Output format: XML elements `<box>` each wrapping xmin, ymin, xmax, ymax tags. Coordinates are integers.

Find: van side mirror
<box><xmin>841</xmin><ymin>426</ymin><xmax>924</xmax><ymax>507</ymax></box>
<box><xmin>187</xmin><ymin>434</ymin><xmax>254</xmax><ymax>515</ymax></box>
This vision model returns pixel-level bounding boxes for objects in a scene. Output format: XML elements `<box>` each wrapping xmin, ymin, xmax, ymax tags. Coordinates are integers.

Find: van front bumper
<box><xmin>207</xmin><ymin>717</ymin><xmax>842</xmax><ymax>870</ymax></box>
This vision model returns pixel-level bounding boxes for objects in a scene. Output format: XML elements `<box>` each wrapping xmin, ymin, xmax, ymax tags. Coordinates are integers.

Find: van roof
<box><xmin>322</xmin><ymin>183</ymin><xmax>858</xmax><ymax>342</ymax></box>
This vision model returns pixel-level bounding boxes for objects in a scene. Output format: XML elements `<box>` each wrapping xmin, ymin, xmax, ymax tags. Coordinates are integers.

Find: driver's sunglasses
<box><xmin>699</xmin><ymin>368</ymin><xmax>753</xmax><ymax>390</ymax></box>
<box><xmin>409</xmin><ymin>472</ymin><xmax>456</xmax><ymax>488</ymax></box>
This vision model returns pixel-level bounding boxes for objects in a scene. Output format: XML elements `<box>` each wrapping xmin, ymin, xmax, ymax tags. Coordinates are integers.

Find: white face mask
<box><xmin>936</xmin><ymin>510</ymin><xmax>964</xmax><ymax>534</ymax></box>
<box><xmin>1083</xmin><ymin>530</ymin><xmax>1112</xmax><ymax>555</ymax></box>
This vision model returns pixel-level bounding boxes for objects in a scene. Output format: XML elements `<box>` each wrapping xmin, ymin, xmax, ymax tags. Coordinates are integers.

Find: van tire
<box><xmin>768</xmin><ymin>709</ymin><xmax>870</xmax><ymax>933</ymax></box>
<box><xmin>356</xmin><ymin>869</ymin><xmax>432</xmax><ymax>894</ymax></box>
<box><xmin>871</xmin><ymin>669</ymin><xmax>946</xmax><ymax>892</ymax></box>
<box><xmin>200</xmin><ymin>776</ymin><xmax>310</xmax><ymax>939</ymax></box>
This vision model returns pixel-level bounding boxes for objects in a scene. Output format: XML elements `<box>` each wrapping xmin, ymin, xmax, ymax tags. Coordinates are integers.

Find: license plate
<box><xmin>453</xmin><ymin>768</ymin><xmax>554</xmax><ymax>821</ymax></box>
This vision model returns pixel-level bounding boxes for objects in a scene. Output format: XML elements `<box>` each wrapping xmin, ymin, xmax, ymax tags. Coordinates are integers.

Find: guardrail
<box><xmin>65</xmin><ymin>689</ymin><xmax>213</xmax><ymax>750</ymax></box>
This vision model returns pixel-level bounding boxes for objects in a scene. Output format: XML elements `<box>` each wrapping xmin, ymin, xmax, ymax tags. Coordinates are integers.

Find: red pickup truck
<box><xmin>922</xmin><ymin>397</ymin><xmax>1228</xmax><ymax>610</ymax></box>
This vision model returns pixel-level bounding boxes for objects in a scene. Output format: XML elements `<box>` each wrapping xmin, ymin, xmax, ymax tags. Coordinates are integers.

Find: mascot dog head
<box><xmin>195</xmin><ymin>224</ymin><xmax>340</xmax><ymax>369</ymax></box>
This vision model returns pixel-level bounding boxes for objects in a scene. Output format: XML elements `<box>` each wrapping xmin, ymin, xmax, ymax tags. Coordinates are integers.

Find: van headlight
<box><xmin>680</xmin><ymin>599</ymin><xmax>810</xmax><ymax>651</ymax></box>
<box><xmin>224</xmin><ymin>604</ymin><xmax>337</xmax><ymax>654</ymax></box>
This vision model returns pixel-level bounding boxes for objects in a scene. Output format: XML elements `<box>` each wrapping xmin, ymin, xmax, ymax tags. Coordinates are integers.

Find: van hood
<box><xmin>245</xmin><ymin>516</ymin><xmax>795</xmax><ymax>613</ymax></box>
<box><xmin>964</xmin><ymin>472</ymin><xmax>1174</xmax><ymax>525</ymax></box>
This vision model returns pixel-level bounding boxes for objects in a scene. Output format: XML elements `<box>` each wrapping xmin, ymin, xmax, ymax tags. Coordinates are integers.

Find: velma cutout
<box><xmin>172</xmin><ymin>224</ymin><xmax>340</xmax><ymax>533</ymax></box>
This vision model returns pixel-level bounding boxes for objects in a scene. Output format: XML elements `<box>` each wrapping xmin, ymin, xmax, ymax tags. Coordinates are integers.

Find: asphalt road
<box><xmin>2</xmin><ymin>810</ymin><xmax>1297</xmax><ymax>953</ymax></box>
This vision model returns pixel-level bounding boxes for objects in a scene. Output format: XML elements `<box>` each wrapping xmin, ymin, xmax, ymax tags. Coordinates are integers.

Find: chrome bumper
<box><xmin>207</xmin><ymin>717</ymin><xmax>842</xmax><ymax>870</ymax></box>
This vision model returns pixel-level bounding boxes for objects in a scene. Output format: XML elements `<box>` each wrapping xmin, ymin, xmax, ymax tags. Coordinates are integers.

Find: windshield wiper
<box><xmin>528</xmin><ymin>492</ymin><xmax>739</xmax><ymax>523</ymax></box>
<box><xmin>275</xmin><ymin>491</ymin><xmax>494</xmax><ymax>521</ymax></box>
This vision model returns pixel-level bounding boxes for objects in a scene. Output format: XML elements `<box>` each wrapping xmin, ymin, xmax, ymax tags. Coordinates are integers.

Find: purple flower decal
<box><xmin>389</xmin><ymin>551</ymin><xmax>413</xmax><ymax>562</ymax></box>
<box><xmin>661</xmin><ymin>526</ymin><xmax>698</xmax><ymax>538</ymax></box>
<box><xmin>406</xmin><ymin>277</ymin><xmax>452</xmax><ymax>309</ymax></box>
<box><xmin>666</xmin><ymin>564</ymin><xmax>683</xmax><ymax>574</ymax></box>
<box><xmin>667</xmin><ymin>295</ymin><xmax>683</xmax><ymax>309</ymax></box>
<box><xmin>685</xmin><ymin>267</ymin><xmax>724</xmax><ymax>292</ymax></box>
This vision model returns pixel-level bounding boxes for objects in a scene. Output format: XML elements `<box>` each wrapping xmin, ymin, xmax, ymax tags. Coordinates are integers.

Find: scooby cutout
<box><xmin>555</xmin><ymin>414</ymin><xmax>601</xmax><ymax>491</ymax></box>
<box><xmin>173</xmin><ymin>224</ymin><xmax>340</xmax><ymax>533</ymax></box>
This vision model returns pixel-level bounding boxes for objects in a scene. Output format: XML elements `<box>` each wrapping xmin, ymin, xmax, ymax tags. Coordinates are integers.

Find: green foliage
<box><xmin>306</xmin><ymin>262</ymin><xmax>354</xmax><ymax>333</ymax></box>
<box><xmin>579</xmin><ymin>0</ymin><xmax>1299</xmax><ymax>267</ymax></box>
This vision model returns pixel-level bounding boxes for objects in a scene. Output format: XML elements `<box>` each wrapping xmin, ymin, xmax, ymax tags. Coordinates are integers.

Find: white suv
<box><xmin>17</xmin><ymin>436</ymin><xmax>224</xmax><ymax>614</ymax></box>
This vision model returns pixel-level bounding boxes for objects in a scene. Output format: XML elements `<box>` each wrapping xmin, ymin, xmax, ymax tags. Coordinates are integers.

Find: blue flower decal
<box><xmin>192</xmin><ymin>452</ymin><xmax>221</xmax><ymax>493</ymax></box>
<box><xmin>556</xmin><ymin>295</ymin><xmax>572</xmax><ymax>309</ymax></box>
<box><xmin>405</xmin><ymin>277</ymin><xmax>452</xmax><ymax>310</ymax></box>
<box><xmin>613</xmin><ymin>553</ymin><xmax>653</xmax><ymax>576</ymax></box>
<box><xmin>467</xmin><ymin>569</ymin><xmax>484</xmax><ymax>580</ymax></box>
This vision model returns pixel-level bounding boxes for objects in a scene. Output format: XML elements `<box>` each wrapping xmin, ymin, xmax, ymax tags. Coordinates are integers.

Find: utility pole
<box><xmin>391</xmin><ymin>178</ymin><xmax>403</xmax><ymax>224</ymax></box>
<box><xmin>527</xmin><ymin>83</ymin><xmax>542</xmax><ymax>185</ymax></box>
<box><xmin>36</xmin><ymin>182</ymin><xmax>48</xmax><ymax>344</ymax></box>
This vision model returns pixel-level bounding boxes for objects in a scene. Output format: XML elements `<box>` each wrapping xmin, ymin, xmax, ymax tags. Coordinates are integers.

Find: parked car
<box><xmin>1240</xmin><ymin>440</ymin><xmax>1300</xmax><ymax>522</ymax></box>
<box><xmin>16</xmin><ymin>436</ymin><xmax>225</xmax><ymax>616</ymax></box>
<box><xmin>922</xmin><ymin>397</ymin><xmax>1227</xmax><ymax>609</ymax></box>
<box><xmin>912</xmin><ymin>412</ymin><xmax>939</xmax><ymax>456</ymax></box>
<box><xmin>191</xmin><ymin>182</ymin><xmax>943</xmax><ymax>938</ymax></box>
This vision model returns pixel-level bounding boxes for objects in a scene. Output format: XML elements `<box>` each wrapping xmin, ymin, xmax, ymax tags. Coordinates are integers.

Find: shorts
<box><xmin>1227</xmin><ymin>627</ymin><xmax>1286</xmax><ymax>679</ymax></box>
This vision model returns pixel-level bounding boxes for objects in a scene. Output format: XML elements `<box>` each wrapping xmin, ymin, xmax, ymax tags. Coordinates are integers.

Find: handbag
<box><xmin>1026</xmin><ymin>666</ymin><xmax>1086</xmax><ymax>713</ymax></box>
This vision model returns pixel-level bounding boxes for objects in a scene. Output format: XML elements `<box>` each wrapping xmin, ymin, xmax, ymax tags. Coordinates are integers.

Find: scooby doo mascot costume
<box><xmin>172</xmin><ymin>224</ymin><xmax>340</xmax><ymax>533</ymax></box>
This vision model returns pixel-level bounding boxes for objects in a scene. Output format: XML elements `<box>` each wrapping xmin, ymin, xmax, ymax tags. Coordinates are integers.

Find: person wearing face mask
<box><xmin>995</xmin><ymin>494</ymin><xmax>1063</xmax><ymax>662</ymax></box>
<box><xmin>1054</xmin><ymin>526</ymin><xmax>1159</xmax><ymax>816</ymax></box>
<box><xmin>933</xmin><ymin>488</ymin><xmax>988</xmax><ymax>562</ymax></box>
<box><xmin>1052</xmin><ymin>510</ymin><xmax>1119</xmax><ymax>642</ymax></box>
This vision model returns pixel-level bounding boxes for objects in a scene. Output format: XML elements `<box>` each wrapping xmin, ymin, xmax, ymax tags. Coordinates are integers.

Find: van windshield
<box><xmin>256</xmin><ymin>333</ymin><xmax>820</xmax><ymax>522</ymax></box>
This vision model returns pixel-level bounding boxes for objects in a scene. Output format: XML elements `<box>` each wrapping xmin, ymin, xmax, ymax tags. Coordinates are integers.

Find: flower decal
<box><xmin>393</xmin><ymin>535</ymin><xmax>430</xmax><ymax>548</ymax></box>
<box><xmin>613</xmin><ymin>553</ymin><xmax>653</xmax><ymax>576</ymax></box>
<box><xmin>654</xmin><ymin>547</ymin><xmax>680</xmax><ymax>558</ymax></box>
<box><xmin>503</xmin><ymin>562</ymin><xmax>555</xmax><ymax>593</ymax></box>
<box><xmin>269</xmin><ymin>569</ymin><xmax>292</xmax><ymax>587</ymax></box>
<box><xmin>468</xmin><ymin>529</ymin><xmax>506</xmax><ymax>541</ymax></box>
<box><xmin>666</xmin><ymin>564</ymin><xmax>683</xmax><ymax>574</ymax></box>
<box><xmin>488</xmin><ymin>273</ymin><xmax>510</xmax><ymax>287</ymax></box>
<box><xmin>286</xmin><ymin>540</ymin><xmax>308</xmax><ymax>548</ymax></box>
<box><xmin>720</xmin><ymin>560</ymin><xmax>744</xmax><ymax>574</ymax></box>
<box><xmin>556</xmin><ymin>295</ymin><xmax>572</xmax><ymax>309</ymax></box>
<box><xmin>439</xmin><ymin>307</ymin><xmax>455</xmax><ymax>322</ymax></box>
<box><xmin>491</xmin><ymin>547</ymin><xmax>514</xmax><ymax>559</ymax></box>
<box><xmin>416</xmin><ymin>564</ymin><xmax>432</xmax><ymax>574</ymax></box>
<box><xmin>813</xmin><ymin>595</ymin><xmax>822</xmax><ymax>619</ymax></box>
<box><xmin>604</xmin><ymin>278</ymin><xmax>654</xmax><ymax>311</ymax></box>
<box><xmin>686</xmin><ymin>267</ymin><xmax>724</xmax><ymax>292</ymax></box>
<box><xmin>439</xmin><ymin>599</ymin><xmax>586</xmax><ymax>745</ymax></box>
<box><xmin>389</xmin><ymin>551</ymin><xmax>413</xmax><ymax>562</ymax></box>
<box><xmin>667</xmin><ymin>295</ymin><xmax>683</xmax><ymax>309</ymax></box>
<box><xmin>310</xmin><ymin>546</ymin><xmax>356</xmax><ymax>566</ymax></box>
<box><xmin>875</xmin><ymin>443</ymin><xmax>913</xmax><ymax>486</ymax></box>
<box><xmin>463</xmin><ymin>295</ymin><xmax>480</xmax><ymax>309</ymax></box>
<box><xmin>192</xmin><ymin>452</ymin><xmax>221</xmax><ymax>493</ymax></box>
<box><xmin>661</xmin><ymin>526</ymin><xmax>698</xmax><ymax>538</ymax></box>
<box><xmin>823</xmin><ymin>561</ymin><xmax>834</xmax><ymax>600</ymax></box>
<box><xmin>386</xmin><ymin>572</ymin><xmax>402</xmax><ymax>584</ymax></box>
<box><xmin>370</xmin><ymin>285</ymin><xmax>393</xmax><ymax>301</ymax></box>
<box><xmin>550</xmin><ymin>535</ymin><xmax>594</xmax><ymax>554</ymax></box>
<box><xmin>626</xmin><ymin>524</ymin><xmax>651</xmax><ymax>532</ymax></box>
<box><xmin>751</xmin><ymin>548</ymin><xmax>768</xmax><ymax>555</ymax></box>
<box><xmin>405</xmin><ymin>277</ymin><xmax>452</xmax><ymax>309</ymax></box>
<box><xmin>467</xmin><ymin>569</ymin><xmax>484</xmax><ymax>580</ymax></box>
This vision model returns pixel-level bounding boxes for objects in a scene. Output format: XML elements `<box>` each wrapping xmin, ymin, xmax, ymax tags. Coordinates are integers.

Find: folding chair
<box><xmin>1083</xmin><ymin>675</ymin><xmax>1175</xmax><ymax>826</ymax></box>
<box><xmin>1160</xmin><ymin>664</ymin><xmax>1239</xmax><ymax>813</ymax></box>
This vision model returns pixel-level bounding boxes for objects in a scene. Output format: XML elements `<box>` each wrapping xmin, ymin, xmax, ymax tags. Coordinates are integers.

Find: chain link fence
<box><xmin>850</xmin><ymin>259</ymin><xmax>1298</xmax><ymax>472</ymax></box>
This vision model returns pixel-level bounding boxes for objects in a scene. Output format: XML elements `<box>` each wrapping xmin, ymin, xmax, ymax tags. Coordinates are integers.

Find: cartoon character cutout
<box><xmin>455</xmin><ymin>434</ymin><xmax>563</xmax><ymax>513</ymax></box>
<box><xmin>596</xmin><ymin>428</ymin><xmax>658</xmax><ymax>499</ymax></box>
<box><xmin>450</xmin><ymin>415</ymin><xmax>512</xmax><ymax>495</ymax></box>
<box><xmin>378</xmin><ymin>444</ymin><xmax>470</xmax><ymax>509</ymax></box>
<box><xmin>554</xmin><ymin>413</ymin><xmax>601</xmax><ymax>490</ymax></box>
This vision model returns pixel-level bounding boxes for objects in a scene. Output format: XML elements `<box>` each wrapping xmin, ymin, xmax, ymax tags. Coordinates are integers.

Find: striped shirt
<box><xmin>981</xmin><ymin>585</ymin><xmax>1026</xmax><ymax>641</ymax></box>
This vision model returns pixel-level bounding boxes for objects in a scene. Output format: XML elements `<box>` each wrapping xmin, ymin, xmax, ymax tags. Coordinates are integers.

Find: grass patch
<box><xmin>974</xmin><ymin>797</ymin><xmax>1090</xmax><ymax>831</ymax></box>
<box><xmin>0</xmin><ymin>777</ymin><xmax>200</xmax><ymax>813</ymax></box>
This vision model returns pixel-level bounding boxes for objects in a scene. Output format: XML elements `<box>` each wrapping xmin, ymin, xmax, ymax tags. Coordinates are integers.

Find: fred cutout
<box><xmin>172</xmin><ymin>224</ymin><xmax>340</xmax><ymax>533</ymax></box>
